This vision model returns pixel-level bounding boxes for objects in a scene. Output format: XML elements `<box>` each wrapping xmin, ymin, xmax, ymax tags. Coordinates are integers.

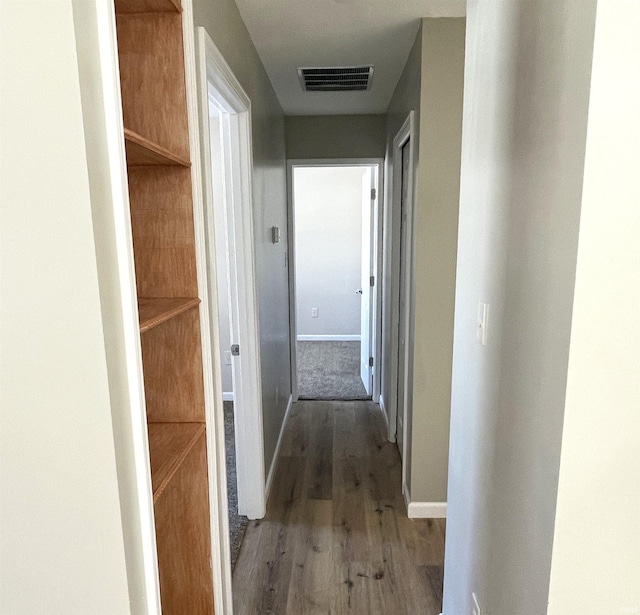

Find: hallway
<box><xmin>232</xmin><ymin>400</ymin><xmax>445</xmax><ymax>614</ymax></box>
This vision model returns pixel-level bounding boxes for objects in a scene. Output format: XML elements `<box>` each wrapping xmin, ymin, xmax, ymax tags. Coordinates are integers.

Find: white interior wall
<box><xmin>0</xmin><ymin>2</ymin><xmax>131</xmax><ymax>611</ymax></box>
<box><xmin>547</xmin><ymin>1</ymin><xmax>640</xmax><ymax>611</ymax></box>
<box><xmin>294</xmin><ymin>166</ymin><xmax>367</xmax><ymax>339</ymax></box>
<box><xmin>443</xmin><ymin>1</ymin><xmax>597</xmax><ymax>614</ymax></box>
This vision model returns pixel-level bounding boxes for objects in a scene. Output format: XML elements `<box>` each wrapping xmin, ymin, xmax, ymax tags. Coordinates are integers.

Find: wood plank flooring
<box><xmin>232</xmin><ymin>400</ymin><xmax>446</xmax><ymax>614</ymax></box>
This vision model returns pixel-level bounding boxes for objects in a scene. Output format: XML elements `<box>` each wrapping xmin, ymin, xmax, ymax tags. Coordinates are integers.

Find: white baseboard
<box><xmin>408</xmin><ymin>502</ymin><xmax>447</xmax><ymax>518</ymax></box>
<box><xmin>265</xmin><ymin>394</ymin><xmax>293</xmax><ymax>501</ymax></box>
<box><xmin>297</xmin><ymin>334</ymin><xmax>361</xmax><ymax>342</ymax></box>
<box><xmin>222</xmin><ymin>392</ymin><xmax>234</xmax><ymax>402</ymax></box>
<box><xmin>404</xmin><ymin>482</ymin><xmax>447</xmax><ymax>518</ymax></box>
<box><xmin>403</xmin><ymin>482</ymin><xmax>411</xmax><ymax>511</ymax></box>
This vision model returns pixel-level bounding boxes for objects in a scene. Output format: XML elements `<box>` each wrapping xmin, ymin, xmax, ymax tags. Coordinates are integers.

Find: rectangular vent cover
<box><xmin>298</xmin><ymin>66</ymin><xmax>374</xmax><ymax>92</ymax></box>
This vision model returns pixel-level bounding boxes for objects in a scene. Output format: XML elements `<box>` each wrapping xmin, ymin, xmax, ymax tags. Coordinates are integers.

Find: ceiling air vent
<box><xmin>298</xmin><ymin>66</ymin><xmax>374</xmax><ymax>92</ymax></box>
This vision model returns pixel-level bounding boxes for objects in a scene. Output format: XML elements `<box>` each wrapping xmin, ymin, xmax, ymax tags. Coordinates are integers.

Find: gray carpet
<box><xmin>297</xmin><ymin>341</ymin><xmax>370</xmax><ymax>400</ymax></box>
<box><xmin>223</xmin><ymin>401</ymin><xmax>248</xmax><ymax>569</ymax></box>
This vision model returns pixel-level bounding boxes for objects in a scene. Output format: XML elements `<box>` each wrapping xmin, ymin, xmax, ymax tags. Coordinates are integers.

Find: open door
<box><xmin>360</xmin><ymin>167</ymin><xmax>375</xmax><ymax>395</ymax></box>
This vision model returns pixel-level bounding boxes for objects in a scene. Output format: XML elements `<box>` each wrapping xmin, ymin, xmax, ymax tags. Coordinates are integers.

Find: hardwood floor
<box><xmin>232</xmin><ymin>400</ymin><xmax>446</xmax><ymax>614</ymax></box>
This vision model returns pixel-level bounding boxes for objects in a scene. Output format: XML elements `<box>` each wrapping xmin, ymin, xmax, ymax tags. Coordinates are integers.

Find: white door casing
<box><xmin>287</xmin><ymin>159</ymin><xmax>383</xmax><ymax>403</ymax></box>
<box><xmin>360</xmin><ymin>167</ymin><xmax>374</xmax><ymax>395</ymax></box>
<box><xmin>196</xmin><ymin>25</ymin><xmax>268</xmax><ymax>613</ymax></box>
<box><xmin>396</xmin><ymin>139</ymin><xmax>411</xmax><ymax>458</ymax></box>
<box><xmin>388</xmin><ymin>112</ymin><xmax>416</xmax><ymax>491</ymax></box>
<box><xmin>198</xmin><ymin>28</ymin><xmax>265</xmax><ymax>521</ymax></box>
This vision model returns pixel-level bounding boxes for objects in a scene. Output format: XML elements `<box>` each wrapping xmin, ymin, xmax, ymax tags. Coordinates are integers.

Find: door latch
<box><xmin>231</xmin><ymin>344</ymin><xmax>240</xmax><ymax>356</ymax></box>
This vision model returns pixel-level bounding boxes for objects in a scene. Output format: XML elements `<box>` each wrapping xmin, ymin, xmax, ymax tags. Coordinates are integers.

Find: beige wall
<box><xmin>285</xmin><ymin>115</ymin><xmax>387</xmax><ymax>159</ymax></box>
<box><xmin>192</xmin><ymin>0</ymin><xmax>291</xmax><ymax>472</ymax></box>
<box><xmin>547</xmin><ymin>1</ymin><xmax>640</xmax><ymax>612</ymax></box>
<box><xmin>410</xmin><ymin>18</ymin><xmax>465</xmax><ymax>502</ymax></box>
<box><xmin>443</xmin><ymin>1</ymin><xmax>597</xmax><ymax>614</ymax></box>
<box><xmin>381</xmin><ymin>19</ymin><xmax>465</xmax><ymax>503</ymax></box>
<box><xmin>0</xmin><ymin>1</ymin><xmax>131</xmax><ymax>612</ymax></box>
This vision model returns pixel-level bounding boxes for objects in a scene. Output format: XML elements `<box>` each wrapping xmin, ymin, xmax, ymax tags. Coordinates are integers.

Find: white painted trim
<box><xmin>197</xmin><ymin>29</ymin><xmax>266</xmax><ymax>525</ymax></box>
<box><xmin>372</xmin><ymin>165</ymin><xmax>384</xmax><ymax>402</ymax></box>
<box><xmin>403</xmin><ymin>482</ymin><xmax>411</xmax><ymax>511</ymax></box>
<box><xmin>407</xmin><ymin>502</ymin><xmax>448</xmax><ymax>519</ymax></box>
<box><xmin>288</xmin><ymin>158</ymin><xmax>384</xmax><ymax>167</ymax></box>
<box><xmin>379</xmin><ymin>395</ymin><xmax>390</xmax><ymax>436</ymax></box>
<box><xmin>389</xmin><ymin>112</ymin><xmax>417</xmax><ymax>493</ymax></box>
<box><xmin>72</xmin><ymin>2</ymin><xmax>161</xmax><ymax>611</ymax></box>
<box><xmin>403</xmin><ymin>482</ymin><xmax>447</xmax><ymax>518</ymax></box>
<box><xmin>287</xmin><ymin>158</ymin><xmax>384</xmax><ymax>404</ymax></box>
<box><xmin>297</xmin><ymin>334</ymin><xmax>361</xmax><ymax>342</ymax></box>
<box><xmin>265</xmin><ymin>394</ymin><xmax>294</xmax><ymax>501</ymax></box>
<box><xmin>222</xmin><ymin>392</ymin><xmax>234</xmax><ymax>402</ymax></box>
<box><xmin>189</xmin><ymin>20</ymin><xmax>235</xmax><ymax>615</ymax></box>
<box><xmin>286</xmin><ymin>163</ymin><xmax>299</xmax><ymax>402</ymax></box>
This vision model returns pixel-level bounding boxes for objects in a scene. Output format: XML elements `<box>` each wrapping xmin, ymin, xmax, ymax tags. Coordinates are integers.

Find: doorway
<box><xmin>196</xmin><ymin>27</ymin><xmax>266</xmax><ymax>613</ymax></box>
<box><xmin>287</xmin><ymin>160</ymin><xmax>383</xmax><ymax>402</ymax></box>
<box><xmin>389</xmin><ymin>112</ymin><xmax>416</xmax><ymax>489</ymax></box>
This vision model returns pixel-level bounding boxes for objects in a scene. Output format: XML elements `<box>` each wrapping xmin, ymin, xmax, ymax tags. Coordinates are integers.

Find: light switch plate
<box><xmin>311</xmin><ymin>307</ymin><xmax>319</xmax><ymax>318</ymax></box>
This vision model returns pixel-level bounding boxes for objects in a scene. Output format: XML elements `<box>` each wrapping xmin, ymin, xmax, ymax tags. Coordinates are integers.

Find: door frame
<box><xmin>388</xmin><ymin>112</ymin><xmax>416</xmax><ymax>491</ymax></box>
<box><xmin>195</xmin><ymin>27</ymin><xmax>267</xmax><ymax>614</ymax></box>
<box><xmin>287</xmin><ymin>158</ymin><xmax>384</xmax><ymax>401</ymax></box>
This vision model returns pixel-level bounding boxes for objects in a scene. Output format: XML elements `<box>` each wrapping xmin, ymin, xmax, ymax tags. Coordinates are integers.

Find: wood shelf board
<box><xmin>124</xmin><ymin>128</ymin><xmax>190</xmax><ymax>167</ymax></box>
<box><xmin>115</xmin><ymin>0</ymin><xmax>181</xmax><ymax>15</ymax></box>
<box><xmin>138</xmin><ymin>297</ymin><xmax>200</xmax><ymax>333</ymax></box>
<box><xmin>116</xmin><ymin>13</ymin><xmax>190</xmax><ymax>162</ymax></box>
<box><xmin>148</xmin><ymin>422</ymin><xmax>205</xmax><ymax>502</ymax></box>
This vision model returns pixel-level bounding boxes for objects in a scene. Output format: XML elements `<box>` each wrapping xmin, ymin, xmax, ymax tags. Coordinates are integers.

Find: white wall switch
<box><xmin>472</xmin><ymin>592</ymin><xmax>482</xmax><ymax>615</ymax></box>
<box><xmin>224</xmin><ymin>350</ymin><xmax>232</xmax><ymax>365</ymax></box>
<box><xmin>477</xmin><ymin>301</ymin><xmax>489</xmax><ymax>346</ymax></box>
<box><xmin>311</xmin><ymin>307</ymin><xmax>319</xmax><ymax>318</ymax></box>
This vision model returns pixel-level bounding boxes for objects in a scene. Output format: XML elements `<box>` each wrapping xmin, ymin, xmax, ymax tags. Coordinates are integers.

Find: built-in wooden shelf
<box><xmin>115</xmin><ymin>0</ymin><xmax>181</xmax><ymax>15</ymax></box>
<box><xmin>124</xmin><ymin>128</ymin><xmax>190</xmax><ymax>167</ymax></box>
<box><xmin>138</xmin><ymin>297</ymin><xmax>200</xmax><ymax>333</ymax></box>
<box><xmin>147</xmin><ymin>422</ymin><xmax>205</xmax><ymax>502</ymax></box>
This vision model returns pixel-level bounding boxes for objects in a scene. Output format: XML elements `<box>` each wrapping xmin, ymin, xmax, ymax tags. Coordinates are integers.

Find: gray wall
<box><xmin>381</xmin><ymin>19</ymin><xmax>465</xmax><ymax>503</ymax></box>
<box><xmin>443</xmin><ymin>1</ymin><xmax>597</xmax><ymax>614</ymax></box>
<box><xmin>285</xmin><ymin>114</ymin><xmax>387</xmax><ymax>159</ymax></box>
<box><xmin>192</xmin><ymin>0</ymin><xmax>291</xmax><ymax>475</ymax></box>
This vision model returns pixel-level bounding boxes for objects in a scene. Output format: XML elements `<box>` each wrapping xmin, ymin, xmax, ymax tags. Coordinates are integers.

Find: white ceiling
<box><xmin>234</xmin><ymin>0</ymin><xmax>466</xmax><ymax>116</ymax></box>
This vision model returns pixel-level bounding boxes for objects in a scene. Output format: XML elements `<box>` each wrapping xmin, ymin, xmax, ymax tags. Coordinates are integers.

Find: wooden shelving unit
<box><xmin>114</xmin><ymin>0</ymin><xmax>215</xmax><ymax>611</ymax></box>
